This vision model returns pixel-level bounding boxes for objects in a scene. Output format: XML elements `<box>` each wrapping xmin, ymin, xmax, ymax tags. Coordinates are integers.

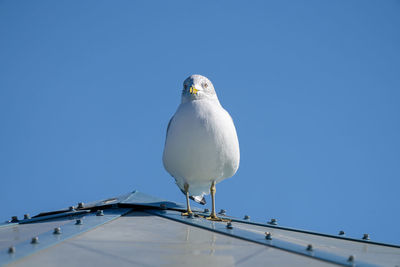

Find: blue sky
<box><xmin>1</xmin><ymin>0</ymin><xmax>399</xmax><ymax>244</ymax></box>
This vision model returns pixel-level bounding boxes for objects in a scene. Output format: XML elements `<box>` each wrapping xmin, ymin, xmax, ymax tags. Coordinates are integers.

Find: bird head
<box><xmin>181</xmin><ymin>75</ymin><xmax>217</xmax><ymax>103</ymax></box>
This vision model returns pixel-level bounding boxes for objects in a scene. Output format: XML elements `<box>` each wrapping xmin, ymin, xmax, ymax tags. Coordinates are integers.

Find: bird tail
<box><xmin>190</xmin><ymin>195</ymin><xmax>206</xmax><ymax>205</ymax></box>
<box><xmin>178</xmin><ymin>186</ymin><xmax>207</xmax><ymax>205</ymax></box>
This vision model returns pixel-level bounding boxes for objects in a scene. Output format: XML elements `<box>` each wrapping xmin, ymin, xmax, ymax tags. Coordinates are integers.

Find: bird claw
<box><xmin>205</xmin><ymin>216</ymin><xmax>230</xmax><ymax>222</ymax></box>
<box><xmin>181</xmin><ymin>211</ymin><xmax>193</xmax><ymax>216</ymax></box>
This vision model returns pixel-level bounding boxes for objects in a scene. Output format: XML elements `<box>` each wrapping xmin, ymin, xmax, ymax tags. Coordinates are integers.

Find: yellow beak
<box><xmin>189</xmin><ymin>86</ymin><xmax>199</xmax><ymax>95</ymax></box>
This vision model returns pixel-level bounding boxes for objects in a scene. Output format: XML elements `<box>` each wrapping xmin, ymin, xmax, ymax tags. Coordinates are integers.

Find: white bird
<box><xmin>163</xmin><ymin>74</ymin><xmax>240</xmax><ymax>220</ymax></box>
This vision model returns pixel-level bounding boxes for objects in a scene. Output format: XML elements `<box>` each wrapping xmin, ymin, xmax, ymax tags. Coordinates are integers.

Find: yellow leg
<box><xmin>181</xmin><ymin>183</ymin><xmax>193</xmax><ymax>216</ymax></box>
<box><xmin>206</xmin><ymin>181</ymin><xmax>229</xmax><ymax>222</ymax></box>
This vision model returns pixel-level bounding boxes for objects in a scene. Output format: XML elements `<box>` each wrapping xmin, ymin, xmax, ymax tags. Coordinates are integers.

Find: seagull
<box><xmin>163</xmin><ymin>74</ymin><xmax>240</xmax><ymax>220</ymax></box>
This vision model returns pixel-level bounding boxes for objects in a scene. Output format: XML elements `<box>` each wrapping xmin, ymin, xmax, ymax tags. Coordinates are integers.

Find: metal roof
<box><xmin>1</xmin><ymin>190</ymin><xmax>399</xmax><ymax>266</ymax></box>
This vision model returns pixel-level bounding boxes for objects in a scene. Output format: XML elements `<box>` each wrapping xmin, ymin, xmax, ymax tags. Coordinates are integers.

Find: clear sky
<box><xmin>1</xmin><ymin>0</ymin><xmax>399</xmax><ymax>245</ymax></box>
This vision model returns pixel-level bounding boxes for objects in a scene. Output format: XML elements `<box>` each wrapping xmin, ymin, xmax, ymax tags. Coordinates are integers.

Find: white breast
<box><xmin>163</xmin><ymin>99</ymin><xmax>240</xmax><ymax>197</ymax></box>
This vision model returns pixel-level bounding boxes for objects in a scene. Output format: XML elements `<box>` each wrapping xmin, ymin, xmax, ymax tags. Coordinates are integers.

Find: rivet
<box><xmin>362</xmin><ymin>234</ymin><xmax>370</xmax><ymax>240</ymax></box>
<box><xmin>69</xmin><ymin>206</ymin><xmax>75</xmax><ymax>211</ymax></box>
<box><xmin>31</xmin><ymin>237</ymin><xmax>39</xmax><ymax>244</ymax></box>
<box><xmin>338</xmin><ymin>230</ymin><xmax>345</xmax><ymax>236</ymax></box>
<box><xmin>306</xmin><ymin>244</ymin><xmax>313</xmax><ymax>251</ymax></box>
<box><xmin>265</xmin><ymin>232</ymin><xmax>272</xmax><ymax>240</ymax></box>
<box><xmin>244</xmin><ymin>215</ymin><xmax>250</xmax><ymax>220</ymax></box>
<box><xmin>75</xmin><ymin>219</ymin><xmax>82</xmax><ymax>225</ymax></box>
<box><xmin>24</xmin><ymin>214</ymin><xmax>31</xmax><ymax>220</ymax></box>
<box><xmin>53</xmin><ymin>227</ymin><xmax>61</xmax><ymax>235</ymax></box>
<box><xmin>77</xmin><ymin>202</ymin><xmax>84</xmax><ymax>209</ymax></box>
<box><xmin>268</xmin><ymin>218</ymin><xmax>277</xmax><ymax>225</ymax></box>
<box><xmin>8</xmin><ymin>246</ymin><xmax>15</xmax><ymax>254</ymax></box>
<box><xmin>348</xmin><ymin>255</ymin><xmax>355</xmax><ymax>262</ymax></box>
<box><xmin>204</xmin><ymin>208</ymin><xmax>209</xmax><ymax>213</ymax></box>
<box><xmin>96</xmin><ymin>210</ymin><xmax>104</xmax><ymax>216</ymax></box>
<box><xmin>226</xmin><ymin>222</ymin><xmax>233</xmax><ymax>229</ymax></box>
<box><xmin>219</xmin><ymin>209</ymin><xmax>226</xmax><ymax>215</ymax></box>
<box><xmin>160</xmin><ymin>203</ymin><xmax>167</xmax><ymax>210</ymax></box>
<box><xmin>11</xmin><ymin>216</ymin><xmax>18</xmax><ymax>222</ymax></box>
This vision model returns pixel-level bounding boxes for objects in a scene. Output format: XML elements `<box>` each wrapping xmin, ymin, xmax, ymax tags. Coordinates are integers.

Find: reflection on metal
<box><xmin>147</xmin><ymin>209</ymin><xmax>378</xmax><ymax>267</ymax></box>
<box><xmin>0</xmin><ymin>209</ymin><xmax>131</xmax><ymax>266</ymax></box>
<box><xmin>120</xmin><ymin>190</ymin><xmax>187</xmax><ymax>210</ymax></box>
<box><xmin>0</xmin><ymin>223</ymin><xmax>18</xmax><ymax>229</ymax></box>
<box><xmin>0</xmin><ymin>190</ymin><xmax>399</xmax><ymax>267</ymax></box>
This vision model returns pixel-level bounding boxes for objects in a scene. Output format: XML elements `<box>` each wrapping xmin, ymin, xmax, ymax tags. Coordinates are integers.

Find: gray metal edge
<box><xmin>147</xmin><ymin>209</ymin><xmax>378</xmax><ymax>267</ymax></box>
<box><xmin>0</xmin><ymin>208</ymin><xmax>132</xmax><ymax>267</ymax></box>
<box><xmin>207</xmin><ymin>213</ymin><xmax>400</xmax><ymax>249</ymax></box>
<box><xmin>19</xmin><ymin>210</ymin><xmax>91</xmax><ymax>224</ymax></box>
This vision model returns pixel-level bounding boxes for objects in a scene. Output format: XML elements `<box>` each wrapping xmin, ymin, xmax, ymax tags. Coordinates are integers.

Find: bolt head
<box><xmin>219</xmin><ymin>209</ymin><xmax>226</xmax><ymax>215</ymax></box>
<box><xmin>77</xmin><ymin>202</ymin><xmax>84</xmax><ymax>209</ymax></box>
<box><xmin>244</xmin><ymin>215</ymin><xmax>250</xmax><ymax>220</ymax></box>
<box><xmin>31</xmin><ymin>237</ymin><xmax>39</xmax><ymax>244</ymax></box>
<box><xmin>338</xmin><ymin>230</ymin><xmax>345</xmax><ymax>236</ymax></box>
<box><xmin>75</xmin><ymin>219</ymin><xmax>82</xmax><ymax>225</ymax></box>
<box><xmin>268</xmin><ymin>218</ymin><xmax>277</xmax><ymax>225</ymax></box>
<box><xmin>348</xmin><ymin>255</ymin><xmax>355</xmax><ymax>262</ymax></box>
<box><xmin>226</xmin><ymin>222</ymin><xmax>233</xmax><ymax>229</ymax></box>
<box><xmin>11</xmin><ymin>216</ymin><xmax>18</xmax><ymax>222</ymax></box>
<box><xmin>96</xmin><ymin>210</ymin><xmax>104</xmax><ymax>216</ymax></box>
<box><xmin>204</xmin><ymin>208</ymin><xmax>209</xmax><ymax>213</ymax></box>
<box><xmin>362</xmin><ymin>234</ymin><xmax>370</xmax><ymax>240</ymax></box>
<box><xmin>8</xmin><ymin>246</ymin><xmax>15</xmax><ymax>254</ymax></box>
<box><xmin>53</xmin><ymin>227</ymin><xmax>61</xmax><ymax>235</ymax></box>
<box><xmin>24</xmin><ymin>214</ymin><xmax>31</xmax><ymax>220</ymax></box>
<box><xmin>69</xmin><ymin>206</ymin><xmax>75</xmax><ymax>211</ymax></box>
<box><xmin>306</xmin><ymin>244</ymin><xmax>313</xmax><ymax>251</ymax></box>
<box><xmin>265</xmin><ymin>232</ymin><xmax>272</xmax><ymax>240</ymax></box>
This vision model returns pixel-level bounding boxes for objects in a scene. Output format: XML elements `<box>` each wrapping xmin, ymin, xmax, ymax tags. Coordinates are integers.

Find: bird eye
<box><xmin>203</xmin><ymin>83</ymin><xmax>208</xmax><ymax>89</ymax></box>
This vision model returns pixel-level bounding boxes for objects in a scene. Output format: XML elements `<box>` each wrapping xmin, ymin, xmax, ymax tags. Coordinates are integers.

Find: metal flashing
<box><xmin>147</xmin><ymin>209</ymin><xmax>378</xmax><ymax>267</ymax></box>
<box><xmin>19</xmin><ymin>210</ymin><xmax>91</xmax><ymax>224</ymax></box>
<box><xmin>1</xmin><ymin>190</ymin><xmax>399</xmax><ymax>266</ymax></box>
<box><xmin>0</xmin><ymin>208</ymin><xmax>132</xmax><ymax>266</ymax></box>
<box><xmin>215</xmin><ymin>215</ymin><xmax>400</xmax><ymax>249</ymax></box>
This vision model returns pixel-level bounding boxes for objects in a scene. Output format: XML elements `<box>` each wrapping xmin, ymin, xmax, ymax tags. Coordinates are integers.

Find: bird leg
<box><xmin>181</xmin><ymin>183</ymin><xmax>193</xmax><ymax>216</ymax></box>
<box><xmin>206</xmin><ymin>181</ymin><xmax>227</xmax><ymax>221</ymax></box>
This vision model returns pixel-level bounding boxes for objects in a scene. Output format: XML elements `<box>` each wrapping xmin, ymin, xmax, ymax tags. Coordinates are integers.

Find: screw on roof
<box><xmin>8</xmin><ymin>246</ymin><xmax>15</xmax><ymax>254</ymax></box>
<box><xmin>362</xmin><ymin>233</ymin><xmax>370</xmax><ymax>240</ymax></box>
<box><xmin>306</xmin><ymin>244</ymin><xmax>313</xmax><ymax>251</ymax></box>
<box><xmin>31</xmin><ymin>237</ymin><xmax>39</xmax><ymax>244</ymax></box>
<box><xmin>69</xmin><ymin>206</ymin><xmax>75</xmax><ymax>211</ymax></box>
<box><xmin>203</xmin><ymin>208</ymin><xmax>209</xmax><ymax>213</ymax></box>
<box><xmin>218</xmin><ymin>209</ymin><xmax>226</xmax><ymax>215</ymax></box>
<box><xmin>226</xmin><ymin>222</ymin><xmax>233</xmax><ymax>229</ymax></box>
<box><xmin>243</xmin><ymin>215</ymin><xmax>250</xmax><ymax>220</ymax></box>
<box><xmin>96</xmin><ymin>210</ymin><xmax>104</xmax><ymax>216</ymax></box>
<box><xmin>268</xmin><ymin>218</ymin><xmax>278</xmax><ymax>225</ymax></box>
<box><xmin>53</xmin><ymin>227</ymin><xmax>61</xmax><ymax>235</ymax></box>
<box><xmin>348</xmin><ymin>255</ymin><xmax>355</xmax><ymax>262</ymax></box>
<box><xmin>77</xmin><ymin>202</ymin><xmax>85</xmax><ymax>209</ymax></box>
<box><xmin>24</xmin><ymin>214</ymin><xmax>31</xmax><ymax>220</ymax></box>
<box><xmin>75</xmin><ymin>219</ymin><xmax>82</xmax><ymax>225</ymax></box>
<box><xmin>265</xmin><ymin>232</ymin><xmax>272</xmax><ymax>240</ymax></box>
<box><xmin>338</xmin><ymin>230</ymin><xmax>345</xmax><ymax>236</ymax></box>
<box><xmin>11</xmin><ymin>216</ymin><xmax>18</xmax><ymax>222</ymax></box>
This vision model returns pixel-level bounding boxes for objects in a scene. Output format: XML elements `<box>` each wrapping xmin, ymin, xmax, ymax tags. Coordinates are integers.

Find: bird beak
<box><xmin>189</xmin><ymin>86</ymin><xmax>199</xmax><ymax>95</ymax></box>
